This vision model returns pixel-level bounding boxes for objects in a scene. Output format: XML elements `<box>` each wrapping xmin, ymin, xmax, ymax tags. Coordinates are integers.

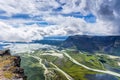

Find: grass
<box><xmin>65</xmin><ymin>50</ymin><xmax>105</xmax><ymax>70</ymax></box>
<box><xmin>21</xmin><ymin>56</ymin><xmax>69</xmax><ymax>80</ymax></box>
<box><xmin>46</xmin><ymin>69</ymin><xmax>68</xmax><ymax>80</ymax></box>
<box><xmin>21</xmin><ymin>56</ymin><xmax>45</xmax><ymax>80</ymax></box>
<box><xmin>19</xmin><ymin>50</ymin><xmax>120</xmax><ymax>80</ymax></box>
<box><xmin>38</xmin><ymin>52</ymin><xmax>100</xmax><ymax>80</ymax></box>
<box><xmin>53</xmin><ymin>56</ymin><xmax>100</xmax><ymax>80</ymax></box>
<box><xmin>97</xmin><ymin>55</ymin><xmax>120</xmax><ymax>68</ymax></box>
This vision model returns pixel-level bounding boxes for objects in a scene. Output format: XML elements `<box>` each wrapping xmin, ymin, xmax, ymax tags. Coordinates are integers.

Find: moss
<box><xmin>4</xmin><ymin>71</ymin><xmax>14</xmax><ymax>79</ymax></box>
<box><xmin>0</xmin><ymin>55</ymin><xmax>25</xmax><ymax>80</ymax></box>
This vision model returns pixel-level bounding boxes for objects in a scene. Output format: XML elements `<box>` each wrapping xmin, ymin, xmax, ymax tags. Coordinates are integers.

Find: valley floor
<box><xmin>18</xmin><ymin>49</ymin><xmax>120</xmax><ymax>80</ymax></box>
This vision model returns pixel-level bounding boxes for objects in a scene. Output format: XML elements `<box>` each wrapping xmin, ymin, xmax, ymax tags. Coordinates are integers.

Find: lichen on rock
<box><xmin>0</xmin><ymin>49</ymin><xmax>27</xmax><ymax>80</ymax></box>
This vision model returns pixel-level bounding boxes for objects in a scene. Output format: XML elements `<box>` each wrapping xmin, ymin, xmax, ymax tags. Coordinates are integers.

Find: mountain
<box><xmin>32</xmin><ymin>36</ymin><xmax>67</xmax><ymax>46</ymax></box>
<box><xmin>33</xmin><ymin>40</ymin><xmax>63</xmax><ymax>46</ymax></box>
<box><xmin>61</xmin><ymin>35</ymin><xmax>120</xmax><ymax>55</ymax></box>
<box><xmin>43</xmin><ymin>36</ymin><xmax>68</xmax><ymax>40</ymax></box>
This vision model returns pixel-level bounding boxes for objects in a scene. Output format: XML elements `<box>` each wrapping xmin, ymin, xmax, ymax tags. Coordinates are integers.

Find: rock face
<box><xmin>0</xmin><ymin>49</ymin><xmax>27</xmax><ymax>80</ymax></box>
<box><xmin>61</xmin><ymin>35</ymin><xmax>120</xmax><ymax>55</ymax></box>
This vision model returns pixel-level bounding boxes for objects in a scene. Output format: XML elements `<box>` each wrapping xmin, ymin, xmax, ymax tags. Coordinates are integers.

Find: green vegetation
<box><xmin>97</xmin><ymin>55</ymin><xmax>120</xmax><ymax>68</ymax></box>
<box><xmin>55</xmin><ymin>57</ymin><xmax>99</xmax><ymax>80</ymax></box>
<box><xmin>21</xmin><ymin>56</ymin><xmax>45</xmax><ymax>80</ymax></box>
<box><xmin>66</xmin><ymin>50</ymin><xmax>105</xmax><ymax>70</ymax></box>
<box><xmin>19</xmin><ymin>49</ymin><xmax>120</xmax><ymax>80</ymax></box>
<box><xmin>21</xmin><ymin>55</ymin><xmax>68</xmax><ymax>80</ymax></box>
<box><xmin>35</xmin><ymin>51</ymin><xmax>100</xmax><ymax>80</ymax></box>
<box><xmin>46</xmin><ymin>69</ymin><xmax>68</xmax><ymax>80</ymax></box>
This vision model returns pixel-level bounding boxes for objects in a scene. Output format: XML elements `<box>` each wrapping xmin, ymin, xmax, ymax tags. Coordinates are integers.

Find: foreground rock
<box><xmin>0</xmin><ymin>49</ymin><xmax>27</xmax><ymax>80</ymax></box>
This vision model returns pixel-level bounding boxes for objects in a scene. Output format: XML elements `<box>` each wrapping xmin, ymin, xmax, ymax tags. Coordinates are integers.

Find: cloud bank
<box><xmin>0</xmin><ymin>0</ymin><xmax>120</xmax><ymax>42</ymax></box>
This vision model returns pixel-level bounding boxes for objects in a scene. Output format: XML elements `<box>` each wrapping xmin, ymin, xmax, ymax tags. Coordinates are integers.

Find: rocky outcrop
<box><xmin>61</xmin><ymin>35</ymin><xmax>120</xmax><ymax>55</ymax></box>
<box><xmin>0</xmin><ymin>49</ymin><xmax>10</xmax><ymax>56</ymax></box>
<box><xmin>0</xmin><ymin>49</ymin><xmax>27</xmax><ymax>80</ymax></box>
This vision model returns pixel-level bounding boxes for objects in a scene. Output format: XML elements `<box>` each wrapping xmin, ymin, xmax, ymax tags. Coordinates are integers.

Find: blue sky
<box><xmin>0</xmin><ymin>9</ymin><xmax>96</xmax><ymax>25</ymax></box>
<box><xmin>0</xmin><ymin>0</ymin><xmax>119</xmax><ymax>42</ymax></box>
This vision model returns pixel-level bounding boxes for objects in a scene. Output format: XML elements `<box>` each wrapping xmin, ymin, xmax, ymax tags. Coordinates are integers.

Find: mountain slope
<box><xmin>61</xmin><ymin>35</ymin><xmax>120</xmax><ymax>55</ymax></box>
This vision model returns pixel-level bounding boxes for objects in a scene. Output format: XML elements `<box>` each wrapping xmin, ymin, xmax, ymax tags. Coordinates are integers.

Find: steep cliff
<box><xmin>0</xmin><ymin>49</ymin><xmax>27</xmax><ymax>80</ymax></box>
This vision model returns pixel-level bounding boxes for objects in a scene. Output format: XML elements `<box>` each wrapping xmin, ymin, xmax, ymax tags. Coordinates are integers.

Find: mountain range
<box><xmin>61</xmin><ymin>35</ymin><xmax>120</xmax><ymax>55</ymax></box>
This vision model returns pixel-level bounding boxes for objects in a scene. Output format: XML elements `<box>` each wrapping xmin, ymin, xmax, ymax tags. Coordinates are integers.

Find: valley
<box><xmin>1</xmin><ymin>35</ymin><xmax>120</xmax><ymax>80</ymax></box>
<box><xmin>18</xmin><ymin>49</ymin><xmax>120</xmax><ymax>80</ymax></box>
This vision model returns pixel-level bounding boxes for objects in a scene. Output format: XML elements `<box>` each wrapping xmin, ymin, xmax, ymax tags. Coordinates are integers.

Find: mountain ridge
<box><xmin>61</xmin><ymin>35</ymin><xmax>120</xmax><ymax>55</ymax></box>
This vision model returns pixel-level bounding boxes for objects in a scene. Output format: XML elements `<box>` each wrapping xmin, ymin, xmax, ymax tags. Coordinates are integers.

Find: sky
<box><xmin>0</xmin><ymin>0</ymin><xmax>120</xmax><ymax>42</ymax></box>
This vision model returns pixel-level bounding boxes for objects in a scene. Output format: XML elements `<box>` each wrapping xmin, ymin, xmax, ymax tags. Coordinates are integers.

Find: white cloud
<box><xmin>0</xmin><ymin>0</ymin><xmax>59</xmax><ymax>16</ymax></box>
<box><xmin>86</xmin><ymin>0</ymin><xmax>120</xmax><ymax>33</ymax></box>
<box><xmin>0</xmin><ymin>22</ymin><xmax>43</xmax><ymax>42</ymax></box>
<box><xmin>3</xmin><ymin>43</ymin><xmax>57</xmax><ymax>54</ymax></box>
<box><xmin>0</xmin><ymin>0</ymin><xmax>119</xmax><ymax>42</ymax></box>
<box><xmin>0</xmin><ymin>16</ymin><xmax>116</xmax><ymax>42</ymax></box>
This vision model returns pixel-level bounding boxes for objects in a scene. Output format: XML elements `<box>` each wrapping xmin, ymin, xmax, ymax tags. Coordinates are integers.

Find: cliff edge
<box><xmin>0</xmin><ymin>49</ymin><xmax>27</xmax><ymax>80</ymax></box>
